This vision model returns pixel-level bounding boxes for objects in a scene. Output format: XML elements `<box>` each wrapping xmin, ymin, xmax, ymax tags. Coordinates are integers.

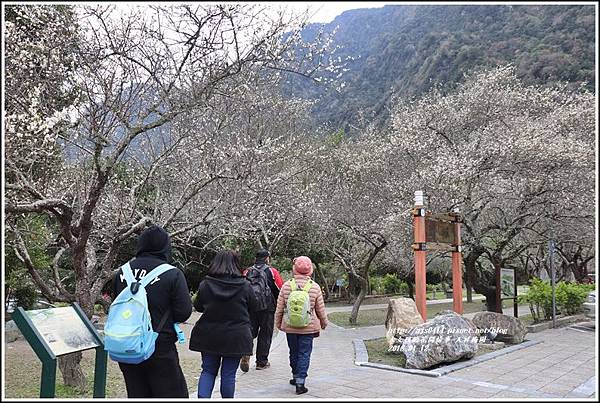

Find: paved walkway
<box><xmin>200</xmin><ymin>311</ymin><xmax>596</xmax><ymax>399</ymax></box>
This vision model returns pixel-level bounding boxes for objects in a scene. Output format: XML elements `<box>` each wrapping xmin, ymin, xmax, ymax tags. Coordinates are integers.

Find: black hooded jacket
<box><xmin>112</xmin><ymin>225</ymin><xmax>193</xmax><ymax>347</ymax></box>
<box><xmin>189</xmin><ymin>274</ymin><xmax>257</xmax><ymax>357</ymax></box>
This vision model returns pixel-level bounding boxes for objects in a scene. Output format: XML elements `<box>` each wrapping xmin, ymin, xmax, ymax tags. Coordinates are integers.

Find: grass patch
<box><xmin>329</xmin><ymin>308</ymin><xmax>389</xmax><ymax>328</ymax></box>
<box><xmin>364</xmin><ymin>337</ymin><xmax>406</xmax><ymax>367</ymax></box>
<box><xmin>3</xmin><ymin>346</ymin><xmax>127</xmax><ymax>398</ymax></box>
<box><xmin>4</xmin><ymin>340</ymin><xmax>202</xmax><ymax>398</ymax></box>
<box><xmin>518</xmin><ymin>313</ymin><xmax>535</xmax><ymax>325</ymax></box>
<box><xmin>326</xmin><ymin>292</ymin><xmax>485</xmax><ymax>308</ymax></box>
<box><xmin>329</xmin><ymin>301</ymin><xmax>500</xmax><ymax>328</ymax></box>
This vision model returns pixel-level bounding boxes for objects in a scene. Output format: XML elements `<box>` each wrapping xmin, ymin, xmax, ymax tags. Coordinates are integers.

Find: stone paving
<box><xmin>199</xmin><ymin>314</ymin><xmax>597</xmax><ymax>399</ymax></box>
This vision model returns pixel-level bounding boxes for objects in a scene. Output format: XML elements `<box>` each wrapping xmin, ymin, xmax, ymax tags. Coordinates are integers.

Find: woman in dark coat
<box><xmin>190</xmin><ymin>250</ymin><xmax>256</xmax><ymax>398</ymax></box>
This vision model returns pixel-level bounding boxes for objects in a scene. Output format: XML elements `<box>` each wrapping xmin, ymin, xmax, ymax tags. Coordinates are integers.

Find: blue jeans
<box><xmin>197</xmin><ymin>353</ymin><xmax>241</xmax><ymax>398</ymax></box>
<box><xmin>286</xmin><ymin>333</ymin><xmax>314</xmax><ymax>385</ymax></box>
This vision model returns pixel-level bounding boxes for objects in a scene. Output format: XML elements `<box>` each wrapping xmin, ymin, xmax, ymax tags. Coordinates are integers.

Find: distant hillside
<box><xmin>284</xmin><ymin>4</ymin><xmax>596</xmax><ymax>133</ymax></box>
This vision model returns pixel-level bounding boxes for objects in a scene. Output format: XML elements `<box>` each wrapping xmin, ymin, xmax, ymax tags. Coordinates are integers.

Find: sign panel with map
<box><xmin>25</xmin><ymin>306</ymin><xmax>99</xmax><ymax>356</ymax></box>
<box><xmin>500</xmin><ymin>268</ymin><xmax>516</xmax><ymax>299</ymax></box>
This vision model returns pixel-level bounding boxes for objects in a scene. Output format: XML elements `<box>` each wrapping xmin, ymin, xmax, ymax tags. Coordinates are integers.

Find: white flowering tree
<box><xmin>301</xmin><ymin>128</ymin><xmax>411</xmax><ymax>324</ymax></box>
<box><xmin>387</xmin><ymin>66</ymin><xmax>595</xmax><ymax>311</ymax></box>
<box><xmin>4</xmin><ymin>3</ymin><xmax>341</xmax><ymax>387</ymax></box>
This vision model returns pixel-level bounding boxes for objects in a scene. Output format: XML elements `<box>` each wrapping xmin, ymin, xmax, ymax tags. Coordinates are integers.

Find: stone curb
<box><xmin>353</xmin><ymin>337</ymin><xmax>543</xmax><ymax>377</ymax></box>
<box><xmin>526</xmin><ymin>314</ymin><xmax>587</xmax><ymax>333</ymax></box>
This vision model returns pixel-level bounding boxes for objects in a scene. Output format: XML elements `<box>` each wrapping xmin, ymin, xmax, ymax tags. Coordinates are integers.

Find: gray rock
<box><xmin>400</xmin><ymin>311</ymin><xmax>479</xmax><ymax>369</ymax></box>
<box><xmin>385</xmin><ymin>298</ymin><xmax>424</xmax><ymax>352</ymax></box>
<box><xmin>5</xmin><ymin>320</ymin><xmax>23</xmax><ymax>343</ymax></box>
<box><xmin>472</xmin><ymin>311</ymin><xmax>527</xmax><ymax>344</ymax></box>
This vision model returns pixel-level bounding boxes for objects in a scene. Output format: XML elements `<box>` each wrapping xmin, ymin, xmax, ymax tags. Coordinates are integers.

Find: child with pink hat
<box><xmin>274</xmin><ymin>256</ymin><xmax>328</xmax><ymax>395</ymax></box>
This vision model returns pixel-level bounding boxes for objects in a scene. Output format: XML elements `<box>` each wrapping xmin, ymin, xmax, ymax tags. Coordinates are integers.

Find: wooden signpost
<box><xmin>412</xmin><ymin>191</ymin><xmax>463</xmax><ymax>321</ymax></box>
<box><xmin>11</xmin><ymin>302</ymin><xmax>107</xmax><ymax>398</ymax></box>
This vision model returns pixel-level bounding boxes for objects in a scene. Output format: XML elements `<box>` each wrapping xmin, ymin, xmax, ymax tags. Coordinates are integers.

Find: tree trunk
<box><xmin>57</xmin><ymin>281</ymin><xmax>95</xmax><ymax>389</ymax></box>
<box><xmin>407</xmin><ymin>280</ymin><xmax>414</xmax><ymax>300</ymax></box>
<box><xmin>464</xmin><ymin>249</ymin><xmax>498</xmax><ymax>312</ymax></box>
<box><xmin>465</xmin><ymin>275</ymin><xmax>473</xmax><ymax>302</ymax></box>
<box><xmin>58</xmin><ymin>351</ymin><xmax>87</xmax><ymax>390</ymax></box>
<box><xmin>347</xmin><ymin>275</ymin><xmax>359</xmax><ymax>304</ymax></box>
<box><xmin>349</xmin><ymin>276</ymin><xmax>368</xmax><ymax>325</ymax></box>
<box><xmin>314</xmin><ymin>261</ymin><xmax>330</xmax><ymax>301</ymax></box>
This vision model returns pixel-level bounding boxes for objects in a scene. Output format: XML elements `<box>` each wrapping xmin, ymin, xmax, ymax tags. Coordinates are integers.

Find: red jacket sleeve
<box><xmin>270</xmin><ymin>267</ymin><xmax>284</xmax><ymax>289</ymax></box>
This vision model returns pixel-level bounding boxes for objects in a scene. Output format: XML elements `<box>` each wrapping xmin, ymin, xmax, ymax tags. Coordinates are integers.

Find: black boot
<box><xmin>289</xmin><ymin>379</ymin><xmax>296</xmax><ymax>385</ymax></box>
<box><xmin>295</xmin><ymin>384</ymin><xmax>308</xmax><ymax>395</ymax></box>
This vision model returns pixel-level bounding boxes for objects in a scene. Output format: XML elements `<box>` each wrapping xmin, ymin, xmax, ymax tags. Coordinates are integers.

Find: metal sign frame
<box><xmin>495</xmin><ymin>266</ymin><xmax>519</xmax><ymax>317</ymax></box>
<box><xmin>12</xmin><ymin>302</ymin><xmax>107</xmax><ymax>398</ymax></box>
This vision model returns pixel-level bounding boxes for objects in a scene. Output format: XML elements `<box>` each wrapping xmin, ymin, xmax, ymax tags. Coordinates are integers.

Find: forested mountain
<box><xmin>285</xmin><ymin>4</ymin><xmax>595</xmax><ymax>132</ymax></box>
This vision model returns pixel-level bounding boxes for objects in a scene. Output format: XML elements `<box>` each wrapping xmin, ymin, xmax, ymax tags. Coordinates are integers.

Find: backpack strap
<box><xmin>289</xmin><ymin>278</ymin><xmax>298</xmax><ymax>291</ymax></box>
<box><xmin>156</xmin><ymin>310</ymin><xmax>171</xmax><ymax>333</ymax></box>
<box><xmin>121</xmin><ymin>262</ymin><xmax>136</xmax><ymax>286</ymax></box>
<box><xmin>302</xmin><ymin>279</ymin><xmax>313</xmax><ymax>293</ymax></box>
<box><xmin>140</xmin><ymin>263</ymin><xmax>175</xmax><ymax>288</ymax></box>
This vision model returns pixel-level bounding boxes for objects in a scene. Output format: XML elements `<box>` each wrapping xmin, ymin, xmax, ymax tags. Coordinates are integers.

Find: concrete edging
<box><xmin>353</xmin><ymin>337</ymin><xmax>543</xmax><ymax>377</ymax></box>
<box><xmin>526</xmin><ymin>314</ymin><xmax>586</xmax><ymax>333</ymax></box>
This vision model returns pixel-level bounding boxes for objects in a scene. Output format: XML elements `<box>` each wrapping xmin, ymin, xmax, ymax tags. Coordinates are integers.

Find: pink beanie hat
<box><xmin>292</xmin><ymin>256</ymin><xmax>313</xmax><ymax>276</ymax></box>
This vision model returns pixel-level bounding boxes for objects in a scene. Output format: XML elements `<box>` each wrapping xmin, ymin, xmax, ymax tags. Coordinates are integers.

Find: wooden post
<box><xmin>413</xmin><ymin>191</ymin><xmax>427</xmax><ymax>321</ymax></box>
<box><xmin>452</xmin><ymin>217</ymin><xmax>463</xmax><ymax>314</ymax></box>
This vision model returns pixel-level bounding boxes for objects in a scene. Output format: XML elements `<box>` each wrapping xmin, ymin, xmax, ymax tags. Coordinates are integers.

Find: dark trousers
<box><xmin>286</xmin><ymin>333</ymin><xmax>315</xmax><ymax>385</ymax></box>
<box><xmin>118</xmin><ymin>344</ymin><xmax>188</xmax><ymax>398</ymax></box>
<box><xmin>198</xmin><ymin>352</ymin><xmax>241</xmax><ymax>398</ymax></box>
<box><xmin>251</xmin><ymin>310</ymin><xmax>275</xmax><ymax>365</ymax></box>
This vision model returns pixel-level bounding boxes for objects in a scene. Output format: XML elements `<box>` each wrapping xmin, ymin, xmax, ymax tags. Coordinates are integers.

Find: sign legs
<box><xmin>40</xmin><ymin>360</ymin><xmax>57</xmax><ymax>398</ymax></box>
<box><xmin>415</xmin><ymin>250</ymin><xmax>427</xmax><ymax>321</ymax></box>
<box><xmin>452</xmin><ymin>250</ymin><xmax>463</xmax><ymax>314</ymax></box>
<box><xmin>93</xmin><ymin>347</ymin><xmax>108</xmax><ymax>398</ymax></box>
<box><xmin>413</xmin><ymin>199</ymin><xmax>427</xmax><ymax>321</ymax></box>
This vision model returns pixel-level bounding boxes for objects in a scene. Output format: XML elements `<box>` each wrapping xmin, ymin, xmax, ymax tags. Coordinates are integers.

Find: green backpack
<box><xmin>284</xmin><ymin>278</ymin><xmax>313</xmax><ymax>328</ymax></box>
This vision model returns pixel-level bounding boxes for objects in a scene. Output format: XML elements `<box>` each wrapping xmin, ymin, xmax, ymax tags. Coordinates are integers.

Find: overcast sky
<box><xmin>279</xmin><ymin>2</ymin><xmax>391</xmax><ymax>23</ymax></box>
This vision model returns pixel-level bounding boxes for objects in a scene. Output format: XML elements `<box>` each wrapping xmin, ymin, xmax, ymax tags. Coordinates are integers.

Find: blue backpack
<box><xmin>104</xmin><ymin>262</ymin><xmax>174</xmax><ymax>364</ymax></box>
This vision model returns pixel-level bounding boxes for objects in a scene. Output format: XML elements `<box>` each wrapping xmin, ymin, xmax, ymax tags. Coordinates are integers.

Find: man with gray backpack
<box><xmin>240</xmin><ymin>249</ymin><xmax>283</xmax><ymax>371</ymax></box>
<box><xmin>107</xmin><ymin>225</ymin><xmax>192</xmax><ymax>398</ymax></box>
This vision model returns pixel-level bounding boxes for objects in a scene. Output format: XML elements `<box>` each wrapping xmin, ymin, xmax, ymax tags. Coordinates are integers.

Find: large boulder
<box><xmin>472</xmin><ymin>311</ymin><xmax>527</xmax><ymax>344</ymax></box>
<box><xmin>5</xmin><ymin>320</ymin><xmax>23</xmax><ymax>343</ymax></box>
<box><xmin>400</xmin><ymin>311</ymin><xmax>479</xmax><ymax>369</ymax></box>
<box><xmin>385</xmin><ymin>298</ymin><xmax>424</xmax><ymax>351</ymax></box>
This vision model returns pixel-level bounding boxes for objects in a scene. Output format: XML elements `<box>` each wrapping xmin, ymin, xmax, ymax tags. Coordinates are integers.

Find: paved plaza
<box><xmin>192</xmin><ymin>306</ymin><xmax>597</xmax><ymax>399</ymax></box>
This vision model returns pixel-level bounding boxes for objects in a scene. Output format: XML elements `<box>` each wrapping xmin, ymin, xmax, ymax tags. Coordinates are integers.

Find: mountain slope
<box><xmin>287</xmin><ymin>4</ymin><xmax>596</xmax><ymax>132</ymax></box>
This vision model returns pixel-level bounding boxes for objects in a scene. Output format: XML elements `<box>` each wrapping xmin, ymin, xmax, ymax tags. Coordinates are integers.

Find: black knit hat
<box><xmin>256</xmin><ymin>248</ymin><xmax>270</xmax><ymax>259</ymax></box>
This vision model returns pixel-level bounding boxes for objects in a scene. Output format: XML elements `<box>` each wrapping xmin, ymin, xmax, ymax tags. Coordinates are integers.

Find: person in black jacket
<box><xmin>112</xmin><ymin>224</ymin><xmax>192</xmax><ymax>398</ymax></box>
<box><xmin>240</xmin><ymin>249</ymin><xmax>283</xmax><ymax>371</ymax></box>
<box><xmin>190</xmin><ymin>250</ymin><xmax>257</xmax><ymax>398</ymax></box>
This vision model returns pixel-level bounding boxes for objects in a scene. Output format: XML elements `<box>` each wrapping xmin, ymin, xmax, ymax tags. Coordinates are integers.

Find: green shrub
<box><xmin>519</xmin><ymin>277</ymin><xmax>552</xmax><ymax>322</ymax></box>
<box><xmin>370</xmin><ymin>276</ymin><xmax>384</xmax><ymax>295</ymax></box>
<box><xmin>399</xmin><ymin>282</ymin><xmax>410</xmax><ymax>296</ymax></box>
<box><xmin>426</xmin><ymin>284</ymin><xmax>442</xmax><ymax>298</ymax></box>
<box><xmin>520</xmin><ymin>278</ymin><xmax>592</xmax><ymax>322</ymax></box>
<box><xmin>382</xmin><ymin>273</ymin><xmax>403</xmax><ymax>294</ymax></box>
<box><xmin>556</xmin><ymin>282</ymin><xmax>589</xmax><ymax>316</ymax></box>
<box><xmin>14</xmin><ymin>284</ymin><xmax>38</xmax><ymax>310</ymax></box>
